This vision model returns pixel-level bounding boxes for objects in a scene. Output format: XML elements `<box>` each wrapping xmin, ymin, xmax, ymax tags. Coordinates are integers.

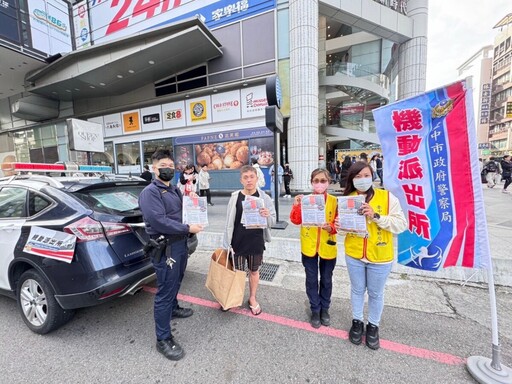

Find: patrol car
<box><xmin>0</xmin><ymin>162</ymin><xmax>154</xmax><ymax>334</ymax></box>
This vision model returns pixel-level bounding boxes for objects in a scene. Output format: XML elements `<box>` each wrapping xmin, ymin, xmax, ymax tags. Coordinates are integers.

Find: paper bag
<box><xmin>205</xmin><ymin>249</ymin><xmax>246</xmax><ymax>310</ymax></box>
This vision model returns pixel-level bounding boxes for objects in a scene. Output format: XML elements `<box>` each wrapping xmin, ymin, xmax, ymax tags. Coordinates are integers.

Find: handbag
<box><xmin>205</xmin><ymin>248</ymin><xmax>246</xmax><ymax>310</ymax></box>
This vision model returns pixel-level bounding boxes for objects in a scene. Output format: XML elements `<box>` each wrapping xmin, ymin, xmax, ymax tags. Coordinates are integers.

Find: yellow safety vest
<box><xmin>300</xmin><ymin>194</ymin><xmax>338</xmax><ymax>259</ymax></box>
<box><xmin>344</xmin><ymin>189</ymin><xmax>393</xmax><ymax>263</ymax></box>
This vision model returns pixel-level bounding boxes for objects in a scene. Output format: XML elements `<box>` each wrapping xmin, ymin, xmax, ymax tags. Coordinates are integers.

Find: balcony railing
<box><xmin>323</xmin><ymin>63</ymin><xmax>390</xmax><ymax>90</ymax></box>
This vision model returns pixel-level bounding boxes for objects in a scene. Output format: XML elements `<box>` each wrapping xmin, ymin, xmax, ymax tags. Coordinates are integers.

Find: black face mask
<box><xmin>157</xmin><ymin>167</ymin><xmax>174</xmax><ymax>182</ymax></box>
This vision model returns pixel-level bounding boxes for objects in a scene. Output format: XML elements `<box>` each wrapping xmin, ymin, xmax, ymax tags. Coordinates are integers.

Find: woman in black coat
<box><xmin>501</xmin><ymin>155</ymin><xmax>512</xmax><ymax>193</ymax></box>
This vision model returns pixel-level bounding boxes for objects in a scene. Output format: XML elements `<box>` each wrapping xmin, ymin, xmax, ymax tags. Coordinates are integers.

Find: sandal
<box><xmin>248</xmin><ymin>300</ymin><xmax>262</xmax><ymax>316</ymax></box>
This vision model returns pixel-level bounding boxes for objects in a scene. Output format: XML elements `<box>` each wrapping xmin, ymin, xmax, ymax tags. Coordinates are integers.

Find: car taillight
<box><xmin>64</xmin><ymin>217</ymin><xmax>131</xmax><ymax>242</ymax></box>
<box><xmin>101</xmin><ymin>222</ymin><xmax>132</xmax><ymax>238</ymax></box>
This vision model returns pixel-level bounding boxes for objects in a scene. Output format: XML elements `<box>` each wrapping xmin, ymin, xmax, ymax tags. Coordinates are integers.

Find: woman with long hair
<box><xmin>336</xmin><ymin>161</ymin><xmax>407</xmax><ymax>350</ymax></box>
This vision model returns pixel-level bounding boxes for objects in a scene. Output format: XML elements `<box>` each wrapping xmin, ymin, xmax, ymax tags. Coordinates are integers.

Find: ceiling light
<box><xmin>117</xmin><ymin>74</ymin><xmax>123</xmax><ymax>78</ymax></box>
<box><xmin>74</xmin><ymin>88</ymin><xmax>80</xmax><ymax>91</ymax></box>
<box><xmin>148</xmin><ymin>60</ymin><xmax>155</xmax><ymax>65</ymax></box>
<box><xmin>89</xmin><ymin>85</ymin><xmax>96</xmax><ymax>89</ymax></box>
<box><xmin>128</xmin><ymin>70</ymin><xmax>135</xmax><ymax>74</ymax></box>
<box><xmin>213</xmin><ymin>89</ymin><xmax>218</xmax><ymax>93</ymax></box>
<box><xmin>185</xmin><ymin>94</ymin><xmax>190</xmax><ymax>98</ymax></box>
<box><xmin>243</xmin><ymin>82</ymin><xmax>248</xmax><ymax>87</ymax></box>
<box><xmin>65</xmin><ymin>89</ymin><xmax>71</xmax><ymax>93</ymax></box>
<box><xmin>328</xmin><ymin>34</ymin><xmax>331</xmax><ymax>37</ymax></box>
<box><xmin>328</xmin><ymin>26</ymin><xmax>331</xmax><ymax>29</ymax></box>
<box><xmin>99</xmin><ymin>82</ymin><xmax>106</xmax><ymax>86</ymax></box>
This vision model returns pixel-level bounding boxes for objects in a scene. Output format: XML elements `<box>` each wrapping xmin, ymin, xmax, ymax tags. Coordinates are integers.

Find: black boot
<box><xmin>310</xmin><ymin>312</ymin><xmax>321</xmax><ymax>328</ymax></box>
<box><xmin>365</xmin><ymin>322</ymin><xmax>380</xmax><ymax>350</ymax></box>
<box><xmin>156</xmin><ymin>337</ymin><xmax>184</xmax><ymax>360</ymax></box>
<box><xmin>320</xmin><ymin>309</ymin><xmax>330</xmax><ymax>326</ymax></box>
<box><xmin>349</xmin><ymin>319</ymin><xmax>364</xmax><ymax>345</ymax></box>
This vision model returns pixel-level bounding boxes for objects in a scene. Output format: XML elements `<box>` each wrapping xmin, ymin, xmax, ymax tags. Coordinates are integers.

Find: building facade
<box><xmin>489</xmin><ymin>14</ymin><xmax>512</xmax><ymax>158</ymax></box>
<box><xmin>0</xmin><ymin>0</ymin><xmax>428</xmax><ymax>191</ymax></box>
<box><xmin>457</xmin><ymin>46</ymin><xmax>493</xmax><ymax>155</ymax></box>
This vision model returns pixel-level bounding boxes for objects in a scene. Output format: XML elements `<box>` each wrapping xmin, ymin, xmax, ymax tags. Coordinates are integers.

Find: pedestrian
<box><xmin>335</xmin><ymin>161</ymin><xmax>407</xmax><ymax>350</ymax></box>
<box><xmin>375</xmin><ymin>154</ymin><xmax>383</xmax><ymax>187</ymax></box>
<box><xmin>223</xmin><ymin>165</ymin><xmax>276</xmax><ymax>315</ymax></box>
<box><xmin>198</xmin><ymin>164</ymin><xmax>214</xmax><ymax>205</ymax></box>
<box><xmin>483</xmin><ymin>157</ymin><xmax>501</xmax><ymax>188</ymax></box>
<box><xmin>251</xmin><ymin>159</ymin><xmax>266</xmax><ymax>189</ymax></box>
<box><xmin>339</xmin><ymin>156</ymin><xmax>352</xmax><ymax>189</ymax></box>
<box><xmin>328</xmin><ymin>159</ymin><xmax>337</xmax><ymax>183</ymax></box>
<box><xmin>140</xmin><ymin>164</ymin><xmax>152</xmax><ymax>182</ymax></box>
<box><xmin>283</xmin><ymin>163</ymin><xmax>293</xmax><ymax>198</ymax></box>
<box><xmin>138</xmin><ymin>149</ymin><xmax>204</xmax><ymax>360</ymax></box>
<box><xmin>369</xmin><ymin>155</ymin><xmax>378</xmax><ymax>181</ymax></box>
<box><xmin>178</xmin><ymin>164</ymin><xmax>198</xmax><ymax>196</ymax></box>
<box><xmin>270</xmin><ymin>163</ymin><xmax>284</xmax><ymax>200</ymax></box>
<box><xmin>289</xmin><ymin>168</ymin><xmax>338</xmax><ymax>329</ymax></box>
<box><xmin>501</xmin><ymin>155</ymin><xmax>512</xmax><ymax>194</ymax></box>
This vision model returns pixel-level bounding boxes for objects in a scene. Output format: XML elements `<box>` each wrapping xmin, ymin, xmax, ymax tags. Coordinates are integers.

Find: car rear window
<box><xmin>73</xmin><ymin>185</ymin><xmax>146</xmax><ymax>214</ymax></box>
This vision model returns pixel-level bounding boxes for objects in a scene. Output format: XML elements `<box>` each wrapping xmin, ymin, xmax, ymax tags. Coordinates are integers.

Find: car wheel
<box><xmin>17</xmin><ymin>269</ymin><xmax>75</xmax><ymax>334</ymax></box>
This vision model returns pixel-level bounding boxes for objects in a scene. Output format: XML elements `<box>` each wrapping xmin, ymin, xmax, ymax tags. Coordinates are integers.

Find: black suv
<box><xmin>0</xmin><ymin>170</ymin><xmax>153</xmax><ymax>334</ymax></box>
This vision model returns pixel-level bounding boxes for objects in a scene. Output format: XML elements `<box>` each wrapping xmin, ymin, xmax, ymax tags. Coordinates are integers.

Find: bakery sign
<box><xmin>374</xmin><ymin>0</ymin><xmax>407</xmax><ymax>15</ymax></box>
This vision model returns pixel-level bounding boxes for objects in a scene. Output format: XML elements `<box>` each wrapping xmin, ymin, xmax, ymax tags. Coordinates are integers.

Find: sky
<box><xmin>426</xmin><ymin>0</ymin><xmax>511</xmax><ymax>90</ymax></box>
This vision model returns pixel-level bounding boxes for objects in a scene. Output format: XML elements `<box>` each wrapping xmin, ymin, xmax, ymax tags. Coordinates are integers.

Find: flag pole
<box><xmin>466</xmin><ymin>257</ymin><xmax>512</xmax><ymax>383</ymax></box>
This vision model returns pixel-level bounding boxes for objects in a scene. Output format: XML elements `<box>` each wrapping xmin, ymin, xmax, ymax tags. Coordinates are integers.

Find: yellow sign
<box><xmin>506</xmin><ymin>102</ymin><xmax>512</xmax><ymax>119</ymax></box>
<box><xmin>190</xmin><ymin>100</ymin><xmax>207</xmax><ymax>122</ymax></box>
<box><xmin>122</xmin><ymin>112</ymin><xmax>140</xmax><ymax>133</ymax></box>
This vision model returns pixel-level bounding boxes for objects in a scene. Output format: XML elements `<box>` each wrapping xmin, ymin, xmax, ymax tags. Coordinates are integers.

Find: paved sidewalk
<box><xmin>200</xmin><ymin>181</ymin><xmax>512</xmax><ymax>286</ymax></box>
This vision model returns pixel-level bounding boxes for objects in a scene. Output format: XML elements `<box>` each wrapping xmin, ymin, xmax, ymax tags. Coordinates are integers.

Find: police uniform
<box><xmin>139</xmin><ymin>179</ymin><xmax>190</xmax><ymax>343</ymax></box>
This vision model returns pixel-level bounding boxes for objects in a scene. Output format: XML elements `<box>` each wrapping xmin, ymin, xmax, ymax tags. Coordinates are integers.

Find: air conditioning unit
<box><xmin>11</xmin><ymin>95</ymin><xmax>59</xmax><ymax>121</ymax></box>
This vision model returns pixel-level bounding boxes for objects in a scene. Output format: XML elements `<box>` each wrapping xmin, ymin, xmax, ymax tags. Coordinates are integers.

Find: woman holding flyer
<box><xmin>336</xmin><ymin>161</ymin><xmax>406</xmax><ymax>350</ymax></box>
<box><xmin>289</xmin><ymin>169</ymin><xmax>338</xmax><ymax>329</ymax></box>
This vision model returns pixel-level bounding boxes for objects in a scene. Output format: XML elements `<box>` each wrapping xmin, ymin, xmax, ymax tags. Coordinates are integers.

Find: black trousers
<box><xmin>200</xmin><ymin>188</ymin><xmax>212</xmax><ymax>204</ymax></box>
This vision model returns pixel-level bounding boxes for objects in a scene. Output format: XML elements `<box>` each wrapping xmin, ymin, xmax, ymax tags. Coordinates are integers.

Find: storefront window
<box><xmin>115</xmin><ymin>141</ymin><xmax>141</xmax><ymax>174</ymax></box>
<box><xmin>91</xmin><ymin>142</ymin><xmax>114</xmax><ymax>170</ymax></box>
<box><xmin>13</xmin><ymin>126</ymin><xmax>58</xmax><ymax>164</ymax></box>
<box><xmin>142</xmin><ymin>138</ymin><xmax>173</xmax><ymax>168</ymax></box>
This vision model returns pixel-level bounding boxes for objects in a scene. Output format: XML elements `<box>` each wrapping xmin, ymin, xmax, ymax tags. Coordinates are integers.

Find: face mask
<box><xmin>184</xmin><ymin>173</ymin><xmax>193</xmax><ymax>180</ymax></box>
<box><xmin>353</xmin><ymin>177</ymin><xmax>373</xmax><ymax>192</ymax></box>
<box><xmin>158</xmin><ymin>167</ymin><xmax>174</xmax><ymax>182</ymax></box>
<box><xmin>312</xmin><ymin>182</ymin><xmax>329</xmax><ymax>194</ymax></box>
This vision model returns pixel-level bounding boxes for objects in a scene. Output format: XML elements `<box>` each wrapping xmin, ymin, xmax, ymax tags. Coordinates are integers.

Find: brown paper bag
<box><xmin>211</xmin><ymin>248</ymin><xmax>233</xmax><ymax>269</ymax></box>
<box><xmin>205</xmin><ymin>248</ymin><xmax>246</xmax><ymax>310</ymax></box>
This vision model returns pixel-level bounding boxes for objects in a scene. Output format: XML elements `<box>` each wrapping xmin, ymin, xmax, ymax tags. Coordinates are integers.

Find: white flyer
<box><xmin>241</xmin><ymin>196</ymin><xmax>267</xmax><ymax>229</ymax></box>
<box><xmin>301</xmin><ymin>194</ymin><xmax>326</xmax><ymax>226</ymax></box>
<box><xmin>182</xmin><ymin>196</ymin><xmax>209</xmax><ymax>226</ymax></box>
<box><xmin>337</xmin><ymin>195</ymin><xmax>368</xmax><ymax>236</ymax></box>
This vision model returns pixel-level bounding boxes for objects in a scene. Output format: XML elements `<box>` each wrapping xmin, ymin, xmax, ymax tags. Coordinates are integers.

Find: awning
<box><xmin>25</xmin><ymin>18</ymin><xmax>223</xmax><ymax>101</ymax></box>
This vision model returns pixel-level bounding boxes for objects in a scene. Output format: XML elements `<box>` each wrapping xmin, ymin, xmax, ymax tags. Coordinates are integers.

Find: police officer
<box><xmin>139</xmin><ymin>149</ymin><xmax>203</xmax><ymax>360</ymax></box>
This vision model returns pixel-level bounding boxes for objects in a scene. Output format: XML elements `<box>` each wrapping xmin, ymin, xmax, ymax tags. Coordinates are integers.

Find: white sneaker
<box><xmin>502</xmin><ymin>190</ymin><xmax>509</xmax><ymax>194</ymax></box>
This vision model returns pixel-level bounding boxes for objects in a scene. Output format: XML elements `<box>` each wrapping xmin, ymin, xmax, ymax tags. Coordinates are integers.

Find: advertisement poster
<box><xmin>249</xmin><ymin>137</ymin><xmax>274</xmax><ymax>167</ymax></box>
<box><xmin>174</xmin><ymin>144</ymin><xmax>194</xmax><ymax>171</ymax></box>
<box><xmin>195</xmin><ymin>140</ymin><xmax>249</xmax><ymax>170</ymax></box>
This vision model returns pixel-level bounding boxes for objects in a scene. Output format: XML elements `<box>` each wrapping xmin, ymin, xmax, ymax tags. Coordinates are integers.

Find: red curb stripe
<box><xmin>142</xmin><ymin>286</ymin><xmax>466</xmax><ymax>366</ymax></box>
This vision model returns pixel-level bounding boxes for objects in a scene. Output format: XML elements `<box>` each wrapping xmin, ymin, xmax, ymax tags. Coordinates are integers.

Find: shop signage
<box><xmin>479</xmin><ymin>83</ymin><xmax>491</xmax><ymax>124</ymax></box>
<box><xmin>141</xmin><ymin>105</ymin><xmax>163</xmax><ymax>132</ymax></box>
<box><xmin>373</xmin><ymin>0</ymin><xmax>407</xmax><ymax>15</ymax></box>
<box><xmin>28</xmin><ymin>0</ymin><xmax>72</xmax><ymax>55</ymax></box>
<box><xmin>122</xmin><ymin>111</ymin><xmax>141</xmax><ymax>133</ymax></box>
<box><xmin>507</xmin><ymin>102</ymin><xmax>512</xmax><ymax>119</ymax></box>
<box><xmin>103</xmin><ymin>113</ymin><xmax>122</xmax><ymax>137</ymax></box>
<box><xmin>89</xmin><ymin>0</ymin><xmax>276</xmax><ymax>45</ymax></box>
<box><xmin>241</xmin><ymin>85</ymin><xmax>268</xmax><ymax>119</ymax></box>
<box><xmin>186</xmin><ymin>97</ymin><xmax>211</xmax><ymax>125</ymax></box>
<box><xmin>67</xmin><ymin>118</ymin><xmax>104</xmax><ymax>153</ymax></box>
<box><xmin>266</xmin><ymin>75</ymin><xmax>282</xmax><ymax>109</ymax></box>
<box><xmin>72</xmin><ymin>0</ymin><xmax>90</xmax><ymax>50</ymax></box>
<box><xmin>174</xmin><ymin>127</ymin><xmax>272</xmax><ymax>145</ymax></box>
<box><xmin>212</xmin><ymin>90</ymin><xmax>241</xmax><ymax>122</ymax></box>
